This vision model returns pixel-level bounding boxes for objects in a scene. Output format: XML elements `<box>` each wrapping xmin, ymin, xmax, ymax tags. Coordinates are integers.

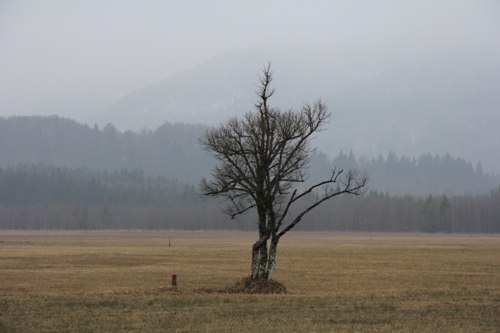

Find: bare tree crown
<box><xmin>200</xmin><ymin>63</ymin><xmax>368</xmax><ymax>279</ymax></box>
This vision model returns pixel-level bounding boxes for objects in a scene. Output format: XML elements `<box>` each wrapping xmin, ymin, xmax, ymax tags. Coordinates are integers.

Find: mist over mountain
<box><xmin>96</xmin><ymin>47</ymin><xmax>500</xmax><ymax>173</ymax></box>
<box><xmin>3</xmin><ymin>2</ymin><xmax>498</xmax><ymax>175</ymax></box>
<box><xmin>2</xmin><ymin>2</ymin><xmax>499</xmax><ymax>232</ymax></box>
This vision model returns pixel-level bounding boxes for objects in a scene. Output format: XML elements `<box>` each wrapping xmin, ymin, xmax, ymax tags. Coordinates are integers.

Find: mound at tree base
<box><xmin>198</xmin><ymin>277</ymin><xmax>287</xmax><ymax>294</ymax></box>
<box><xmin>225</xmin><ymin>277</ymin><xmax>287</xmax><ymax>294</ymax></box>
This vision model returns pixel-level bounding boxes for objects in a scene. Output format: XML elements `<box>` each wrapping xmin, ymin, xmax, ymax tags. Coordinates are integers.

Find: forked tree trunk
<box><xmin>258</xmin><ymin>242</ymin><xmax>268</xmax><ymax>277</ymax></box>
<box><xmin>264</xmin><ymin>238</ymin><xmax>278</xmax><ymax>279</ymax></box>
<box><xmin>251</xmin><ymin>233</ymin><xmax>269</xmax><ymax>279</ymax></box>
<box><xmin>251</xmin><ymin>237</ymin><xmax>279</xmax><ymax>280</ymax></box>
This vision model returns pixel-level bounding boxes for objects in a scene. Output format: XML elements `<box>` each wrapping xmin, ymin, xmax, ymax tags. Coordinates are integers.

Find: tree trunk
<box><xmin>258</xmin><ymin>241</ymin><xmax>268</xmax><ymax>278</ymax></box>
<box><xmin>251</xmin><ymin>206</ymin><xmax>268</xmax><ymax>279</ymax></box>
<box><xmin>251</xmin><ymin>232</ymin><xmax>269</xmax><ymax>279</ymax></box>
<box><xmin>265</xmin><ymin>238</ymin><xmax>278</xmax><ymax>279</ymax></box>
<box><xmin>251</xmin><ymin>243</ymin><xmax>260</xmax><ymax>279</ymax></box>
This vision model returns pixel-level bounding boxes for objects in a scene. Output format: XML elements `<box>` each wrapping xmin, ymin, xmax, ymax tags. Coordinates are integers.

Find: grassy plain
<box><xmin>0</xmin><ymin>231</ymin><xmax>499</xmax><ymax>332</ymax></box>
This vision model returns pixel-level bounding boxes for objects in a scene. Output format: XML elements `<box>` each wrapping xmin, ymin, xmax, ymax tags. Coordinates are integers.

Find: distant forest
<box><xmin>0</xmin><ymin>115</ymin><xmax>499</xmax><ymax>232</ymax></box>
<box><xmin>1</xmin><ymin>115</ymin><xmax>497</xmax><ymax>195</ymax></box>
<box><xmin>0</xmin><ymin>163</ymin><xmax>498</xmax><ymax>232</ymax></box>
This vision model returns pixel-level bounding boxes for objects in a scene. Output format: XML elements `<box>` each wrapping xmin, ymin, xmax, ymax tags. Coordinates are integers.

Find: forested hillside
<box><xmin>329</xmin><ymin>151</ymin><xmax>494</xmax><ymax>196</ymax></box>
<box><xmin>1</xmin><ymin>115</ymin><xmax>499</xmax><ymax>232</ymax></box>
<box><xmin>1</xmin><ymin>115</ymin><xmax>496</xmax><ymax>195</ymax></box>
<box><xmin>0</xmin><ymin>116</ymin><xmax>211</xmax><ymax>183</ymax></box>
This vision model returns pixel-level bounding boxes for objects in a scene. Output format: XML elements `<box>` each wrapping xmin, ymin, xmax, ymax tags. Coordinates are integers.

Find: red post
<box><xmin>172</xmin><ymin>274</ymin><xmax>177</xmax><ymax>286</ymax></box>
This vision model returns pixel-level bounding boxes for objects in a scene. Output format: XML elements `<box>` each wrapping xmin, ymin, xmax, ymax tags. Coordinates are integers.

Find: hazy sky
<box><xmin>1</xmin><ymin>1</ymin><xmax>499</xmax><ymax>120</ymax></box>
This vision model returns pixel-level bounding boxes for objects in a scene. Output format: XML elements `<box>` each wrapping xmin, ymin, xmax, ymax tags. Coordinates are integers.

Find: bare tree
<box><xmin>200</xmin><ymin>64</ymin><xmax>368</xmax><ymax>280</ymax></box>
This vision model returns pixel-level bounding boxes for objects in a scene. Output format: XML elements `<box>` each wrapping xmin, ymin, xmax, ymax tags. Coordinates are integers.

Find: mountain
<box><xmin>96</xmin><ymin>47</ymin><xmax>500</xmax><ymax>173</ymax></box>
<box><xmin>97</xmin><ymin>47</ymin><xmax>355</xmax><ymax>128</ymax></box>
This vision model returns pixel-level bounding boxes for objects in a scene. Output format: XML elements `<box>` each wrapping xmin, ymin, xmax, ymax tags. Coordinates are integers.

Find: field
<box><xmin>1</xmin><ymin>231</ymin><xmax>499</xmax><ymax>332</ymax></box>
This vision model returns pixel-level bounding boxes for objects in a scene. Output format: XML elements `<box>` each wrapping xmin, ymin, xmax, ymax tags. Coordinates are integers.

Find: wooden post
<box><xmin>172</xmin><ymin>274</ymin><xmax>177</xmax><ymax>286</ymax></box>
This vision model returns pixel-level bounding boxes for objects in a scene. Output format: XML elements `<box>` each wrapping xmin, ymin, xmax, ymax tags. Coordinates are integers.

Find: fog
<box><xmin>1</xmin><ymin>1</ymin><xmax>500</xmax><ymax>171</ymax></box>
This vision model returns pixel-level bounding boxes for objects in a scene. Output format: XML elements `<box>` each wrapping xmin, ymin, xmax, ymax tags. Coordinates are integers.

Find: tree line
<box><xmin>0</xmin><ymin>115</ymin><xmax>211</xmax><ymax>184</ymax></box>
<box><xmin>1</xmin><ymin>115</ymin><xmax>497</xmax><ymax>196</ymax></box>
<box><xmin>0</xmin><ymin>163</ymin><xmax>198</xmax><ymax>207</ymax></box>
<box><xmin>1</xmin><ymin>163</ymin><xmax>498</xmax><ymax>233</ymax></box>
<box><xmin>328</xmin><ymin>150</ymin><xmax>495</xmax><ymax>196</ymax></box>
<box><xmin>296</xmin><ymin>190</ymin><xmax>500</xmax><ymax>233</ymax></box>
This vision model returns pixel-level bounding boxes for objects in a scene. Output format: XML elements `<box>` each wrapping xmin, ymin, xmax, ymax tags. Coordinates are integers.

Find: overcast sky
<box><xmin>1</xmin><ymin>1</ymin><xmax>499</xmax><ymax>120</ymax></box>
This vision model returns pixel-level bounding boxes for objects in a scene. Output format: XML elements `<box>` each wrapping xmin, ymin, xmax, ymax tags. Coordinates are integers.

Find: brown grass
<box><xmin>1</xmin><ymin>231</ymin><xmax>499</xmax><ymax>332</ymax></box>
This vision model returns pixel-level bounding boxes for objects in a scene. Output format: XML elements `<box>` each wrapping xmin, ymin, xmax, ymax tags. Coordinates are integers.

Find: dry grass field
<box><xmin>0</xmin><ymin>231</ymin><xmax>499</xmax><ymax>332</ymax></box>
